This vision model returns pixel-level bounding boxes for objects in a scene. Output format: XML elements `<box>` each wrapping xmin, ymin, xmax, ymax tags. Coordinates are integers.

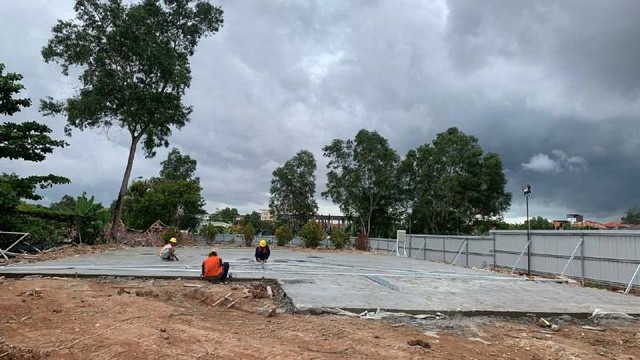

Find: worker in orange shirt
<box><xmin>201</xmin><ymin>249</ymin><xmax>230</xmax><ymax>283</ymax></box>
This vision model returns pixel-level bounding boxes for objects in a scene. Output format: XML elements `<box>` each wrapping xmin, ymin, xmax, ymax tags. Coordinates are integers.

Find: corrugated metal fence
<box><xmin>369</xmin><ymin>230</ymin><xmax>640</xmax><ymax>292</ymax></box>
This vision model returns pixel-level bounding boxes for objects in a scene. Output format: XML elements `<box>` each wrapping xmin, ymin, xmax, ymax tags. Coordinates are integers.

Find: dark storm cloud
<box><xmin>2</xmin><ymin>0</ymin><xmax>640</xmax><ymax>221</ymax></box>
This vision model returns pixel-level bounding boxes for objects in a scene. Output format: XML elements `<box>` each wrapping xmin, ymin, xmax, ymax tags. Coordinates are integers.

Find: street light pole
<box><xmin>522</xmin><ymin>184</ymin><xmax>532</xmax><ymax>276</ymax></box>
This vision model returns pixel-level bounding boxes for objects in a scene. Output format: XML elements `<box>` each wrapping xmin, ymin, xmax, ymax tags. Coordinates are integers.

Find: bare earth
<box><xmin>0</xmin><ymin>275</ymin><xmax>638</xmax><ymax>360</ymax></box>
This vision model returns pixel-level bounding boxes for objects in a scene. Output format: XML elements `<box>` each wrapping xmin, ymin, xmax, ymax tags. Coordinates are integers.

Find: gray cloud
<box><xmin>2</xmin><ymin>0</ymin><xmax>640</xmax><ymax>223</ymax></box>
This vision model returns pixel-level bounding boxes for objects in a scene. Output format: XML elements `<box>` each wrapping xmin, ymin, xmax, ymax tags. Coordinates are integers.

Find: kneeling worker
<box><xmin>160</xmin><ymin>238</ymin><xmax>179</xmax><ymax>261</ymax></box>
<box><xmin>202</xmin><ymin>249</ymin><xmax>230</xmax><ymax>283</ymax></box>
<box><xmin>255</xmin><ymin>239</ymin><xmax>270</xmax><ymax>262</ymax></box>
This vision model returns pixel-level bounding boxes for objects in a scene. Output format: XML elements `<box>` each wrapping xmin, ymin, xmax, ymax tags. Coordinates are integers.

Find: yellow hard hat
<box><xmin>208</xmin><ymin>249</ymin><xmax>218</xmax><ymax>256</ymax></box>
<box><xmin>169</xmin><ymin>237</ymin><xmax>177</xmax><ymax>243</ymax></box>
<box><xmin>259</xmin><ymin>239</ymin><xmax>267</xmax><ymax>247</ymax></box>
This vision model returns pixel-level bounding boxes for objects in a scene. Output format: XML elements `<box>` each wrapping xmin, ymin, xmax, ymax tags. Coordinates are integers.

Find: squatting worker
<box><xmin>255</xmin><ymin>239</ymin><xmax>270</xmax><ymax>262</ymax></box>
<box><xmin>202</xmin><ymin>249</ymin><xmax>230</xmax><ymax>283</ymax></box>
<box><xmin>159</xmin><ymin>237</ymin><xmax>179</xmax><ymax>261</ymax></box>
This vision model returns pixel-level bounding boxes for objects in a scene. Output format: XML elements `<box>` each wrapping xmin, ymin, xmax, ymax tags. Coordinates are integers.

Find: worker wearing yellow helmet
<box><xmin>159</xmin><ymin>237</ymin><xmax>179</xmax><ymax>261</ymax></box>
<box><xmin>255</xmin><ymin>239</ymin><xmax>270</xmax><ymax>262</ymax></box>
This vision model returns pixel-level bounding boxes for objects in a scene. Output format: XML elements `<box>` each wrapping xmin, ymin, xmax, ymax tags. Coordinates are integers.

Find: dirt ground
<box><xmin>0</xmin><ymin>276</ymin><xmax>638</xmax><ymax>360</ymax></box>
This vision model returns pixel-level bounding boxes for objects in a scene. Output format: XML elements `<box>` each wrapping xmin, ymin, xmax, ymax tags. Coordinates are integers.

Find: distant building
<box><xmin>603</xmin><ymin>221</ymin><xmax>631</xmax><ymax>230</ymax></box>
<box><xmin>260</xmin><ymin>209</ymin><xmax>273</xmax><ymax>221</ymax></box>
<box><xmin>314</xmin><ymin>214</ymin><xmax>348</xmax><ymax>232</ymax></box>
<box><xmin>566</xmin><ymin>214</ymin><xmax>584</xmax><ymax>224</ymax></box>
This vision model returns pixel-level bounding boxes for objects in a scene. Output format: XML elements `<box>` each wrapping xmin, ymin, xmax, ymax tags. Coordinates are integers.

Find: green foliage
<box><xmin>329</xmin><ymin>228</ymin><xmax>348</xmax><ymax>249</ymax></box>
<box><xmin>121</xmin><ymin>148</ymin><xmax>205</xmax><ymax>230</ymax></box>
<box><xmin>241</xmin><ymin>211</ymin><xmax>262</xmax><ymax>233</ymax></box>
<box><xmin>199</xmin><ymin>223</ymin><xmax>218</xmax><ymax>242</ymax></box>
<box><xmin>269</xmin><ymin>150</ymin><xmax>318</xmax><ymax>230</ymax></box>
<box><xmin>0</xmin><ymin>63</ymin><xmax>69</xmax><ymax>241</ymax></box>
<box><xmin>161</xmin><ymin>226</ymin><xmax>182</xmax><ymax>244</ymax></box>
<box><xmin>398</xmin><ymin>127</ymin><xmax>511</xmax><ymax>235</ymax></box>
<box><xmin>0</xmin><ymin>208</ymin><xmax>68</xmax><ymax>249</ymax></box>
<box><xmin>0</xmin><ymin>63</ymin><xmax>31</xmax><ymax>116</ymax></box>
<box><xmin>299</xmin><ymin>221</ymin><xmax>324</xmax><ymax>248</ymax></box>
<box><xmin>48</xmin><ymin>192</ymin><xmax>110</xmax><ymax>244</ymax></box>
<box><xmin>322</xmin><ymin>129</ymin><xmax>400</xmax><ymax>237</ymax></box>
<box><xmin>210</xmin><ymin>207</ymin><xmax>239</xmax><ymax>224</ymax></box>
<box><xmin>275</xmin><ymin>224</ymin><xmax>293</xmax><ymax>246</ymax></box>
<box><xmin>160</xmin><ymin>148</ymin><xmax>198</xmax><ymax>181</ymax></box>
<box><xmin>242</xmin><ymin>223</ymin><xmax>255</xmax><ymax>247</ymax></box>
<box><xmin>225</xmin><ymin>225</ymin><xmax>240</xmax><ymax>234</ymax></box>
<box><xmin>41</xmin><ymin>0</ymin><xmax>223</xmax><ymax>240</ymax></box>
<box><xmin>525</xmin><ymin>216</ymin><xmax>554</xmax><ymax>230</ymax></box>
<box><xmin>0</xmin><ymin>121</ymin><xmax>68</xmax><ymax>162</ymax></box>
<box><xmin>622</xmin><ymin>208</ymin><xmax>640</xmax><ymax>224</ymax></box>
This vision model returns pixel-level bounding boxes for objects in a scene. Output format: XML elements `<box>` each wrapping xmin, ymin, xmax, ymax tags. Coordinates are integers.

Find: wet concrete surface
<box><xmin>1</xmin><ymin>247</ymin><xmax>638</xmax><ymax>315</ymax></box>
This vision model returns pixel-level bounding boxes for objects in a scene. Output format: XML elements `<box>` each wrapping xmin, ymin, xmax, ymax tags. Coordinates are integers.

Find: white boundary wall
<box><xmin>369</xmin><ymin>230</ymin><xmax>640</xmax><ymax>290</ymax></box>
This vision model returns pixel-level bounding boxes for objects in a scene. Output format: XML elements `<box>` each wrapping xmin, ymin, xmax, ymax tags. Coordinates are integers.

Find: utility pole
<box><xmin>522</xmin><ymin>184</ymin><xmax>532</xmax><ymax>276</ymax></box>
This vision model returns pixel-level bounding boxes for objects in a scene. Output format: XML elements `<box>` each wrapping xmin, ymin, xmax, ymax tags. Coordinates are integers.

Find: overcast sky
<box><xmin>2</xmin><ymin>0</ymin><xmax>640</xmax><ymax>223</ymax></box>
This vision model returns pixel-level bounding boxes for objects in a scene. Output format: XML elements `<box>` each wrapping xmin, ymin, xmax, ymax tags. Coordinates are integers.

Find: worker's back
<box><xmin>202</xmin><ymin>255</ymin><xmax>223</xmax><ymax>277</ymax></box>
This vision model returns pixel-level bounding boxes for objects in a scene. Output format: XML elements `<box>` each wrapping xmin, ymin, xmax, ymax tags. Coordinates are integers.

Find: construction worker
<box><xmin>202</xmin><ymin>249</ymin><xmax>230</xmax><ymax>283</ymax></box>
<box><xmin>255</xmin><ymin>239</ymin><xmax>270</xmax><ymax>262</ymax></box>
<box><xmin>159</xmin><ymin>238</ymin><xmax>179</xmax><ymax>261</ymax></box>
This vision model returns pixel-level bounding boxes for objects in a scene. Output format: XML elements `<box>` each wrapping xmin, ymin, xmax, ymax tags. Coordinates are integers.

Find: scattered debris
<box><xmin>267</xmin><ymin>285</ymin><xmax>273</xmax><ymax>298</ymax></box>
<box><xmin>581</xmin><ymin>325</ymin><xmax>606</xmax><ymax>332</ymax></box>
<box><xmin>469</xmin><ymin>337</ymin><xmax>492</xmax><ymax>345</ymax></box>
<box><xmin>590</xmin><ymin>309</ymin><xmax>634</xmax><ymax>320</ymax></box>
<box><xmin>265</xmin><ymin>305</ymin><xmax>277</xmax><ymax>318</ymax></box>
<box><xmin>298</xmin><ymin>346</ymin><xmax>352</xmax><ymax>354</ymax></box>
<box><xmin>537</xmin><ymin>318</ymin><xmax>551</xmax><ymax>328</ymax></box>
<box><xmin>407</xmin><ymin>339</ymin><xmax>431</xmax><ymax>349</ymax></box>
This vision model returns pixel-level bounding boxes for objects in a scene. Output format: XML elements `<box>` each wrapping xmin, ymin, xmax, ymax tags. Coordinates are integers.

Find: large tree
<box><xmin>0</xmin><ymin>64</ymin><xmax>69</xmax><ymax>216</ymax></box>
<box><xmin>121</xmin><ymin>148</ymin><xmax>205</xmax><ymax>230</ymax></box>
<box><xmin>41</xmin><ymin>0</ymin><xmax>223</xmax><ymax>240</ymax></box>
<box><xmin>269</xmin><ymin>150</ymin><xmax>318</xmax><ymax>230</ymax></box>
<box><xmin>399</xmin><ymin>127</ymin><xmax>511</xmax><ymax>234</ymax></box>
<box><xmin>322</xmin><ymin>129</ymin><xmax>400</xmax><ymax>237</ymax></box>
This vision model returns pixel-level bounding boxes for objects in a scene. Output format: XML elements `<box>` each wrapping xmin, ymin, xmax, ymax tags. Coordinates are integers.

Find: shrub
<box><xmin>330</xmin><ymin>228</ymin><xmax>348</xmax><ymax>249</ymax></box>
<box><xmin>199</xmin><ymin>223</ymin><xmax>218</xmax><ymax>243</ymax></box>
<box><xmin>161</xmin><ymin>226</ymin><xmax>182</xmax><ymax>244</ymax></box>
<box><xmin>243</xmin><ymin>223</ymin><xmax>255</xmax><ymax>247</ymax></box>
<box><xmin>275</xmin><ymin>224</ymin><xmax>293</xmax><ymax>246</ymax></box>
<box><xmin>353</xmin><ymin>232</ymin><xmax>370</xmax><ymax>251</ymax></box>
<box><xmin>299</xmin><ymin>221</ymin><xmax>324</xmax><ymax>248</ymax></box>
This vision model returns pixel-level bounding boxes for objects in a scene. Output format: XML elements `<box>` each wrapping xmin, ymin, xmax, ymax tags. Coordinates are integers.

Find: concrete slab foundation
<box><xmin>1</xmin><ymin>247</ymin><xmax>638</xmax><ymax>316</ymax></box>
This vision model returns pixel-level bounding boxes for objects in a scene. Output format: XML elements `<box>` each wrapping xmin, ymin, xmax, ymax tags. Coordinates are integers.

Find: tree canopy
<box><xmin>269</xmin><ymin>150</ymin><xmax>318</xmax><ymax>230</ymax></box>
<box><xmin>398</xmin><ymin>127</ymin><xmax>511</xmax><ymax>234</ymax></box>
<box><xmin>121</xmin><ymin>148</ymin><xmax>205</xmax><ymax>230</ymax></box>
<box><xmin>322</xmin><ymin>129</ymin><xmax>400</xmax><ymax>237</ymax></box>
<box><xmin>41</xmin><ymin>0</ymin><xmax>223</xmax><ymax>240</ymax></box>
<box><xmin>0</xmin><ymin>63</ymin><xmax>69</xmax><ymax>215</ymax></box>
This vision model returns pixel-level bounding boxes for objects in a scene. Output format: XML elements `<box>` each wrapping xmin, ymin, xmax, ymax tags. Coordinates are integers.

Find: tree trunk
<box><xmin>110</xmin><ymin>134</ymin><xmax>141</xmax><ymax>241</ymax></box>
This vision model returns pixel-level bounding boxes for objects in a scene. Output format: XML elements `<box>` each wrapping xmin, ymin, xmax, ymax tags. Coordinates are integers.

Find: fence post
<box><xmin>408</xmin><ymin>235</ymin><xmax>412</xmax><ymax>258</ymax></box>
<box><xmin>442</xmin><ymin>237</ymin><xmax>446</xmax><ymax>262</ymax></box>
<box><xmin>493</xmin><ymin>232</ymin><xmax>497</xmax><ymax>268</ymax></box>
<box><xmin>580</xmin><ymin>233</ymin><xmax>585</xmax><ymax>286</ymax></box>
<box><xmin>423</xmin><ymin>238</ymin><xmax>426</xmax><ymax>260</ymax></box>
<box><xmin>465</xmin><ymin>237</ymin><xmax>469</xmax><ymax>267</ymax></box>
